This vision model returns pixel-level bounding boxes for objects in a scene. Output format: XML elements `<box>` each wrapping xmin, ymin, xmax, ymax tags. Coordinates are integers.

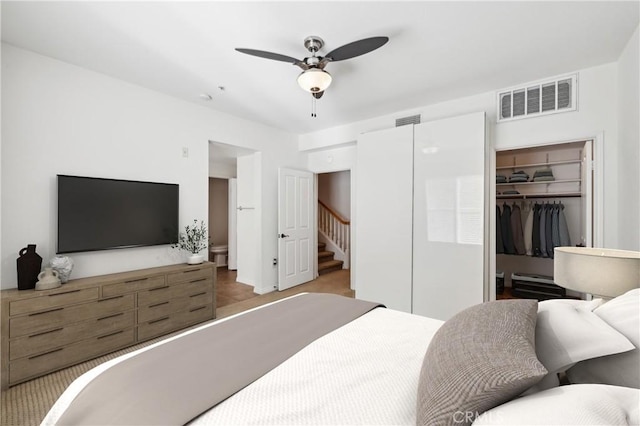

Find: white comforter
<box><xmin>44</xmin><ymin>297</ymin><xmax>442</xmax><ymax>425</ymax></box>
<box><xmin>191</xmin><ymin>307</ymin><xmax>443</xmax><ymax>425</ymax></box>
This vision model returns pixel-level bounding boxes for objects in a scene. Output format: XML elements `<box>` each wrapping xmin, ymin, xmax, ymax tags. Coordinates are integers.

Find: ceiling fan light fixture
<box><xmin>297</xmin><ymin>68</ymin><xmax>332</xmax><ymax>93</ymax></box>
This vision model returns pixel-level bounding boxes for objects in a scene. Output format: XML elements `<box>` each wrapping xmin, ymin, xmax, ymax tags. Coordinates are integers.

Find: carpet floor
<box><xmin>0</xmin><ymin>269</ymin><xmax>351</xmax><ymax>425</ymax></box>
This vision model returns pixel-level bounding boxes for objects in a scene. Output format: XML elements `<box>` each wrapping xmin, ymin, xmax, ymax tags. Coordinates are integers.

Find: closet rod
<box><xmin>497</xmin><ymin>193</ymin><xmax>581</xmax><ymax>200</ymax></box>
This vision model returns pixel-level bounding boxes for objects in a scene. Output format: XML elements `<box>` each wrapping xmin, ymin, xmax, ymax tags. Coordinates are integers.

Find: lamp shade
<box><xmin>554</xmin><ymin>247</ymin><xmax>640</xmax><ymax>298</ymax></box>
<box><xmin>297</xmin><ymin>68</ymin><xmax>332</xmax><ymax>93</ymax></box>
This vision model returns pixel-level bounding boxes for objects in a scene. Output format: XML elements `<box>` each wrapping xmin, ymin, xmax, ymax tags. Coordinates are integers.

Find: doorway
<box><xmin>208</xmin><ymin>142</ymin><xmax>354</xmax><ymax>310</ymax></box>
<box><xmin>208</xmin><ymin>141</ymin><xmax>258</xmax><ymax>308</ymax></box>
<box><xmin>492</xmin><ymin>137</ymin><xmax>601</xmax><ymax>301</ymax></box>
<box><xmin>317</xmin><ymin>171</ymin><xmax>351</xmax><ymax>272</ymax></box>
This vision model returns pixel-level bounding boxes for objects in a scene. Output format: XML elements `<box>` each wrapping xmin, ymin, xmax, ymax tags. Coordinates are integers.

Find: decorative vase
<box><xmin>187</xmin><ymin>254</ymin><xmax>204</xmax><ymax>265</ymax></box>
<box><xmin>49</xmin><ymin>255</ymin><xmax>74</xmax><ymax>283</ymax></box>
<box><xmin>35</xmin><ymin>267</ymin><xmax>62</xmax><ymax>291</ymax></box>
<box><xmin>17</xmin><ymin>244</ymin><xmax>42</xmax><ymax>290</ymax></box>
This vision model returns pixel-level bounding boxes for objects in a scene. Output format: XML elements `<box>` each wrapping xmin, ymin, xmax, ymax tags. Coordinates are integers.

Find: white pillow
<box><xmin>540</xmin><ymin>297</ymin><xmax>605</xmax><ymax>311</ymax></box>
<box><xmin>532</xmin><ymin>299</ymin><xmax>633</xmax><ymax>390</ymax></box>
<box><xmin>474</xmin><ymin>384</ymin><xmax>640</xmax><ymax>425</ymax></box>
<box><xmin>567</xmin><ymin>288</ymin><xmax>640</xmax><ymax>388</ymax></box>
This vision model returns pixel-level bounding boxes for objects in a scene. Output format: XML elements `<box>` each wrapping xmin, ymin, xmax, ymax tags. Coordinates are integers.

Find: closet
<box><xmin>495</xmin><ymin>141</ymin><xmax>593</xmax><ymax>298</ymax></box>
<box><xmin>355</xmin><ymin>111</ymin><xmax>488</xmax><ymax>321</ymax></box>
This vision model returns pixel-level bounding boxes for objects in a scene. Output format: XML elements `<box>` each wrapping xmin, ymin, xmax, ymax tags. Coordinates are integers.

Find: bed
<box><xmin>42</xmin><ymin>289</ymin><xmax>640</xmax><ymax>426</ymax></box>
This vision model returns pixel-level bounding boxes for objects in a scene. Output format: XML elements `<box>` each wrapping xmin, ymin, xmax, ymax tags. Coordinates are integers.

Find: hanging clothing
<box><xmin>539</xmin><ymin>204</ymin><xmax>548</xmax><ymax>258</ymax></box>
<box><xmin>501</xmin><ymin>204</ymin><xmax>516</xmax><ymax>255</ymax></box>
<box><xmin>532</xmin><ymin>203</ymin><xmax>542</xmax><ymax>257</ymax></box>
<box><xmin>496</xmin><ymin>205</ymin><xmax>504</xmax><ymax>254</ymax></box>
<box><xmin>551</xmin><ymin>204</ymin><xmax>561</xmax><ymax>255</ymax></box>
<box><xmin>558</xmin><ymin>203</ymin><xmax>571</xmax><ymax>247</ymax></box>
<box><xmin>545</xmin><ymin>204</ymin><xmax>554</xmax><ymax>258</ymax></box>
<box><xmin>523</xmin><ymin>204</ymin><xmax>534</xmax><ymax>256</ymax></box>
<box><xmin>511</xmin><ymin>203</ymin><xmax>526</xmax><ymax>255</ymax></box>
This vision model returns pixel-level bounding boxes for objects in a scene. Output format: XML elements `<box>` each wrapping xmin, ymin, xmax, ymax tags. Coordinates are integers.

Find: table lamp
<box><xmin>554</xmin><ymin>247</ymin><xmax>640</xmax><ymax>298</ymax></box>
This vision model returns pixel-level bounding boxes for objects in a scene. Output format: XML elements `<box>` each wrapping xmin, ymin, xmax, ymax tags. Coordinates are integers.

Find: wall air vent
<box><xmin>396</xmin><ymin>114</ymin><xmax>421</xmax><ymax>127</ymax></box>
<box><xmin>497</xmin><ymin>74</ymin><xmax>577</xmax><ymax>123</ymax></box>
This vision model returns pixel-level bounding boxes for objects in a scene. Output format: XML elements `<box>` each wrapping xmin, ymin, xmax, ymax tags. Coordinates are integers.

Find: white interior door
<box><xmin>227</xmin><ymin>178</ymin><xmax>238</xmax><ymax>270</ymax></box>
<box><xmin>236</xmin><ymin>154</ymin><xmax>258</xmax><ymax>286</ymax></box>
<box><xmin>413</xmin><ymin>112</ymin><xmax>487</xmax><ymax>320</ymax></box>
<box><xmin>278</xmin><ymin>168</ymin><xmax>314</xmax><ymax>291</ymax></box>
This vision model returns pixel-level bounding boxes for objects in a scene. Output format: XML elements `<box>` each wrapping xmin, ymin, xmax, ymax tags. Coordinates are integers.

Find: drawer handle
<box><xmin>149</xmin><ymin>301</ymin><xmax>169</xmax><ymax>308</ymax></box>
<box><xmin>28</xmin><ymin>348</ymin><xmax>63</xmax><ymax>360</ymax></box>
<box><xmin>148</xmin><ymin>317</ymin><xmax>169</xmax><ymax>325</ymax></box>
<box><xmin>183</xmin><ymin>268</ymin><xmax>201</xmax><ymax>273</ymax></box>
<box><xmin>48</xmin><ymin>290</ymin><xmax>80</xmax><ymax>297</ymax></box>
<box><xmin>29</xmin><ymin>327</ymin><xmax>63</xmax><ymax>338</ymax></box>
<box><xmin>189</xmin><ymin>306</ymin><xmax>207</xmax><ymax>313</ymax></box>
<box><xmin>29</xmin><ymin>307</ymin><xmax>63</xmax><ymax>316</ymax></box>
<box><xmin>97</xmin><ymin>330</ymin><xmax>124</xmax><ymax>340</ymax></box>
<box><xmin>189</xmin><ymin>292</ymin><xmax>207</xmax><ymax>298</ymax></box>
<box><xmin>189</xmin><ymin>278</ymin><xmax>207</xmax><ymax>284</ymax></box>
<box><xmin>99</xmin><ymin>295</ymin><xmax>124</xmax><ymax>302</ymax></box>
<box><xmin>149</xmin><ymin>286</ymin><xmax>170</xmax><ymax>292</ymax></box>
<box><xmin>97</xmin><ymin>312</ymin><xmax>125</xmax><ymax>321</ymax></box>
<box><xmin>125</xmin><ymin>277</ymin><xmax>149</xmax><ymax>284</ymax></box>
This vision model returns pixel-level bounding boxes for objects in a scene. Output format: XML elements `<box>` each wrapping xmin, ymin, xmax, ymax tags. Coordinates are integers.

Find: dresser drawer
<box><xmin>10</xmin><ymin>294</ymin><xmax>134</xmax><ymax>338</ymax></box>
<box><xmin>102</xmin><ymin>275</ymin><xmax>166</xmax><ymax>297</ymax></box>
<box><xmin>138</xmin><ymin>279</ymin><xmax>213</xmax><ymax>306</ymax></box>
<box><xmin>9</xmin><ymin>328</ymin><xmax>135</xmax><ymax>385</ymax></box>
<box><xmin>167</xmin><ymin>266</ymin><xmax>212</xmax><ymax>285</ymax></box>
<box><xmin>10</xmin><ymin>310</ymin><xmax>135</xmax><ymax>360</ymax></box>
<box><xmin>138</xmin><ymin>292</ymin><xmax>213</xmax><ymax>323</ymax></box>
<box><xmin>9</xmin><ymin>287</ymin><xmax>99</xmax><ymax>316</ymax></box>
<box><xmin>137</xmin><ymin>305</ymin><xmax>213</xmax><ymax>341</ymax></box>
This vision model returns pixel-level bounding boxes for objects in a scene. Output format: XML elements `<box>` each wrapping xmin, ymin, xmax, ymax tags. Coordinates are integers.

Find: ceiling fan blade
<box><xmin>324</xmin><ymin>36</ymin><xmax>389</xmax><ymax>62</ymax></box>
<box><xmin>235</xmin><ymin>48</ymin><xmax>307</xmax><ymax>68</ymax></box>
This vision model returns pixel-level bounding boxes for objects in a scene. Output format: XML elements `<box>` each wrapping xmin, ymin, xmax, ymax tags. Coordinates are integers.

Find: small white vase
<box><xmin>35</xmin><ymin>268</ymin><xmax>62</xmax><ymax>291</ymax></box>
<box><xmin>187</xmin><ymin>254</ymin><xmax>204</xmax><ymax>265</ymax></box>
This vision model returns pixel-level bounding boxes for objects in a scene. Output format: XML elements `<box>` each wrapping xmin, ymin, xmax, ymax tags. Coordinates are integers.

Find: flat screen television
<box><xmin>57</xmin><ymin>175</ymin><xmax>179</xmax><ymax>254</ymax></box>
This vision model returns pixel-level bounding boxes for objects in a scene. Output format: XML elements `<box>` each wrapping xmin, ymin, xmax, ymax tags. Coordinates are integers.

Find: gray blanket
<box><xmin>55</xmin><ymin>293</ymin><xmax>383</xmax><ymax>425</ymax></box>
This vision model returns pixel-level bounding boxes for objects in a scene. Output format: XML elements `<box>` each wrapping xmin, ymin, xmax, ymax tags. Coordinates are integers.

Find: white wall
<box><xmin>616</xmin><ymin>25</ymin><xmax>640</xmax><ymax>251</ymax></box>
<box><xmin>300</xmin><ymin>63</ymin><xmax>627</xmax><ymax>250</ymax></box>
<box><xmin>209</xmin><ymin>161</ymin><xmax>237</xmax><ymax>179</ymax></box>
<box><xmin>1</xmin><ymin>44</ymin><xmax>300</xmax><ymax>289</ymax></box>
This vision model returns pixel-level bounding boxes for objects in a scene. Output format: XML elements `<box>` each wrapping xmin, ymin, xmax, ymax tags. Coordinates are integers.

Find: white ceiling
<box><xmin>2</xmin><ymin>1</ymin><xmax>638</xmax><ymax>135</ymax></box>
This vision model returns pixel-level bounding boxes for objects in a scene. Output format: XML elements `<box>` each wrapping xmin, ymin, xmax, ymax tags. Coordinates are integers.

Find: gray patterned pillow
<box><xmin>416</xmin><ymin>299</ymin><xmax>547</xmax><ymax>426</ymax></box>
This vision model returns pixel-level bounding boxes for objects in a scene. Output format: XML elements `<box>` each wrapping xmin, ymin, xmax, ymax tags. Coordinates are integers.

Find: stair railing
<box><xmin>318</xmin><ymin>200</ymin><xmax>350</xmax><ymax>255</ymax></box>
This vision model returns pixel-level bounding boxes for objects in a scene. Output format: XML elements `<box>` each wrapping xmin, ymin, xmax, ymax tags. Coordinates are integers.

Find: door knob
<box><xmin>278</xmin><ymin>233</ymin><xmax>290</xmax><ymax>238</ymax></box>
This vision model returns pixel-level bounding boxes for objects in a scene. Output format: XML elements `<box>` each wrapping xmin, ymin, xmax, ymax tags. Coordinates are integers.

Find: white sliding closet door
<box><xmin>355</xmin><ymin>125</ymin><xmax>414</xmax><ymax>312</ymax></box>
<box><xmin>413</xmin><ymin>112</ymin><xmax>486</xmax><ymax>320</ymax></box>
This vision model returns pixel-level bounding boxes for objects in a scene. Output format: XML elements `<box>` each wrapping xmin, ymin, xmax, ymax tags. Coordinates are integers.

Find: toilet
<box><xmin>210</xmin><ymin>245</ymin><xmax>228</xmax><ymax>267</ymax></box>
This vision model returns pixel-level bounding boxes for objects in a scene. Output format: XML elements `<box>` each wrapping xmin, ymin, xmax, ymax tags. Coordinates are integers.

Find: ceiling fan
<box><xmin>235</xmin><ymin>36</ymin><xmax>389</xmax><ymax>116</ymax></box>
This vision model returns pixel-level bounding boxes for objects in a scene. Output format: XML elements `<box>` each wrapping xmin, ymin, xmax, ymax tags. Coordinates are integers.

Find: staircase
<box><xmin>318</xmin><ymin>242</ymin><xmax>344</xmax><ymax>275</ymax></box>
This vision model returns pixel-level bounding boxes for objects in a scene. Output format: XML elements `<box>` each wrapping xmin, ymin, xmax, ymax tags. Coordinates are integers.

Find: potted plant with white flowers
<box><xmin>173</xmin><ymin>219</ymin><xmax>208</xmax><ymax>264</ymax></box>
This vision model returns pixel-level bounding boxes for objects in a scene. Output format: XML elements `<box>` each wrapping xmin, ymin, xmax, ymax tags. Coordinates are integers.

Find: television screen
<box><xmin>57</xmin><ymin>175</ymin><xmax>179</xmax><ymax>254</ymax></box>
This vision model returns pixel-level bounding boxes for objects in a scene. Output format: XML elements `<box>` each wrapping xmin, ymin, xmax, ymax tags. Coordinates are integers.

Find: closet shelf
<box><xmin>496</xmin><ymin>179</ymin><xmax>581</xmax><ymax>186</ymax></box>
<box><xmin>497</xmin><ymin>192</ymin><xmax>582</xmax><ymax>199</ymax></box>
<box><xmin>496</xmin><ymin>159</ymin><xmax>582</xmax><ymax>170</ymax></box>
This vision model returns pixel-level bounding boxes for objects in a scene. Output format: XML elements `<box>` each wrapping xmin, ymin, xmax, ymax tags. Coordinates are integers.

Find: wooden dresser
<box><xmin>0</xmin><ymin>262</ymin><xmax>216</xmax><ymax>389</ymax></box>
